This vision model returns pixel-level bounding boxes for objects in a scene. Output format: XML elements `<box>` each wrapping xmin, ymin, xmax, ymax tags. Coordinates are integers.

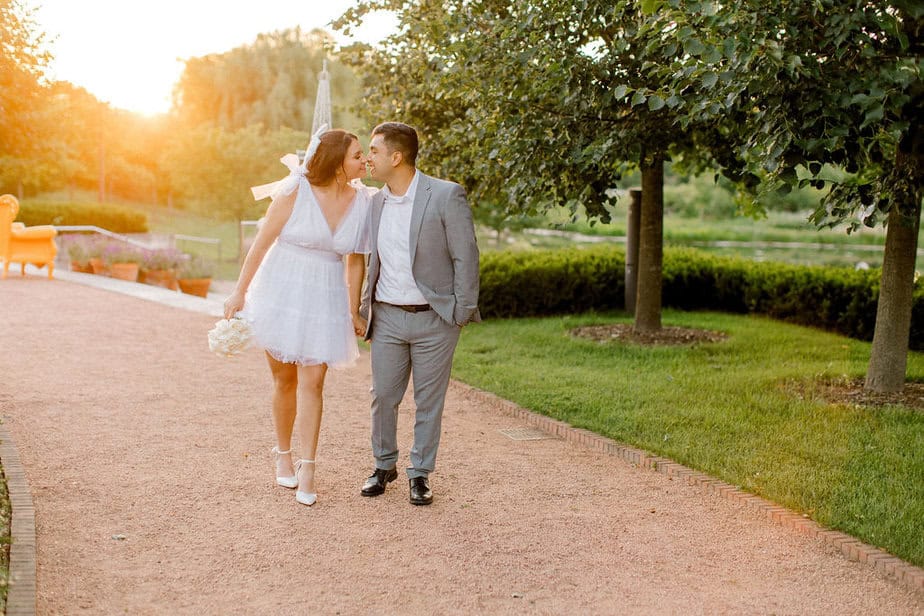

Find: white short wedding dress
<box><xmin>242</xmin><ymin>178</ymin><xmax>374</xmax><ymax>368</ymax></box>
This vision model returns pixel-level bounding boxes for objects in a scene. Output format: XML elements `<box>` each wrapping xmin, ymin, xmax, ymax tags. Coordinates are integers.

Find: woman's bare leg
<box><xmin>266</xmin><ymin>353</ymin><xmax>298</xmax><ymax>478</ymax></box>
<box><xmin>295</xmin><ymin>363</ymin><xmax>328</xmax><ymax>493</ymax></box>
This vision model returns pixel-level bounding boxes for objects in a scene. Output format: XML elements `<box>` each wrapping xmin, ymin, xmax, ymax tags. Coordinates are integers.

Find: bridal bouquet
<box><xmin>208</xmin><ymin>316</ymin><xmax>253</xmax><ymax>357</ymax></box>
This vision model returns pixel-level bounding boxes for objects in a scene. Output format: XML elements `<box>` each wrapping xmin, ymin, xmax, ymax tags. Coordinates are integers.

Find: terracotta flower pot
<box><xmin>70</xmin><ymin>261</ymin><xmax>93</xmax><ymax>273</ymax></box>
<box><xmin>89</xmin><ymin>258</ymin><xmax>107</xmax><ymax>275</ymax></box>
<box><xmin>178</xmin><ymin>277</ymin><xmax>211</xmax><ymax>298</ymax></box>
<box><xmin>143</xmin><ymin>268</ymin><xmax>178</xmax><ymax>290</ymax></box>
<box><xmin>109</xmin><ymin>262</ymin><xmax>140</xmax><ymax>282</ymax></box>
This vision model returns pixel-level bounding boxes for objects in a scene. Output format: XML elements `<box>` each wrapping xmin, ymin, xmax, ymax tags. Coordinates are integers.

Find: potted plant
<box><xmin>63</xmin><ymin>235</ymin><xmax>92</xmax><ymax>273</ymax></box>
<box><xmin>176</xmin><ymin>254</ymin><xmax>214</xmax><ymax>297</ymax></box>
<box><xmin>86</xmin><ymin>236</ymin><xmax>108</xmax><ymax>275</ymax></box>
<box><xmin>141</xmin><ymin>247</ymin><xmax>183</xmax><ymax>289</ymax></box>
<box><xmin>102</xmin><ymin>244</ymin><xmax>143</xmax><ymax>282</ymax></box>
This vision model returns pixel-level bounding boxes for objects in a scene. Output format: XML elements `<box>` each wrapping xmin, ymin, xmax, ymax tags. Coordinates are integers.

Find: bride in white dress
<box><xmin>223</xmin><ymin>127</ymin><xmax>375</xmax><ymax>507</ymax></box>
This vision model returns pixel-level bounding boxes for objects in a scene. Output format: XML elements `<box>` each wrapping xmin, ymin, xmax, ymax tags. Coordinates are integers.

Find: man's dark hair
<box><xmin>372</xmin><ymin>122</ymin><xmax>419</xmax><ymax>167</ymax></box>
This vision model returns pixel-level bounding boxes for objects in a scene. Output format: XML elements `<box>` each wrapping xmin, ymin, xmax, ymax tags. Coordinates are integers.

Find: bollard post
<box><xmin>625</xmin><ymin>188</ymin><xmax>641</xmax><ymax>314</ymax></box>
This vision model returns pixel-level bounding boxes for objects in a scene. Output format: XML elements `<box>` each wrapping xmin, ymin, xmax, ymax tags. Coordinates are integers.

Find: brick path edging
<box><xmin>0</xmin><ymin>421</ymin><xmax>36</xmax><ymax>616</ymax></box>
<box><xmin>450</xmin><ymin>381</ymin><xmax>924</xmax><ymax>596</ymax></box>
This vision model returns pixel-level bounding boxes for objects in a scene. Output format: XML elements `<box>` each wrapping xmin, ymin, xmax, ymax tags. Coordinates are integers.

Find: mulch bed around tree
<box><xmin>570</xmin><ymin>324</ymin><xmax>729</xmax><ymax>346</ymax></box>
<box><xmin>785</xmin><ymin>377</ymin><xmax>924</xmax><ymax>412</ymax></box>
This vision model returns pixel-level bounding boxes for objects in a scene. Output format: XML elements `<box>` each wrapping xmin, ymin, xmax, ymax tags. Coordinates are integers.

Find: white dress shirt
<box><xmin>375</xmin><ymin>170</ymin><xmax>429</xmax><ymax>305</ymax></box>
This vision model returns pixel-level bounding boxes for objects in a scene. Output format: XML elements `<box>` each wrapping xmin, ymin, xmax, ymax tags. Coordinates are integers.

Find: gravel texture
<box><xmin>1</xmin><ymin>275</ymin><xmax>922</xmax><ymax>615</ymax></box>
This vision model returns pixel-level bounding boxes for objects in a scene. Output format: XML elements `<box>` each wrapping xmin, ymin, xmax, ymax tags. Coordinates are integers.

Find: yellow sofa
<box><xmin>0</xmin><ymin>194</ymin><xmax>58</xmax><ymax>279</ymax></box>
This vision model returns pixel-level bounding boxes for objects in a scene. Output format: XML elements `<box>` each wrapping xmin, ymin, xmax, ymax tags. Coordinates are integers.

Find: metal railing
<box><xmin>53</xmin><ymin>225</ymin><xmax>153</xmax><ymax>249</ymax></box>
<box><xmin>53</xmin><ymin>226</ymin><xmax>222</xmax><ymax>261</ymax></box>
<box><xmin>174</xmin><ymin>234</ymin><xmax>222</xmax><ymax>261</ymax></box>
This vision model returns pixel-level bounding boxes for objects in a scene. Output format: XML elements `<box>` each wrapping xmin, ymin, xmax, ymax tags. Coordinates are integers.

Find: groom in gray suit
<box><xmin>359</xmin><ymin>122</ymin><xmax>480</xmax><ymax>505</ymax></box>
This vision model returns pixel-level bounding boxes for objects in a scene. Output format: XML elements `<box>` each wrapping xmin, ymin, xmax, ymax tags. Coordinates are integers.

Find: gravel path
<box><xmin>1</xmin><ymin>275</ymin><xmax>922</xmax><ymax>615</ymax></box>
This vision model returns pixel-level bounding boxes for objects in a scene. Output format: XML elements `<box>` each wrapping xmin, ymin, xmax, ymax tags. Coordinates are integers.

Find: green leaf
<box><xmin>722</xmin><ymin>37</ymin><xmax>737</xmax><ymax>59</ymax></box>
<box><xmin>631</xmin><ymin>90</ymin><xmax>647</xmax><ymax>106</ymax></box>
<box><xmin>648</xmin><ymin>95</ymin><xmax>665</xmax><ymax>111</ymax></box>
<box><xmin>684</xmin><ymin>38</ymin><xmax>705</xmax><ymax>56</ymax></box>
<box><xmin>640</xmin><ymin>0</ymin><xmax>661</xmax><ymax>15</ymax></box>
<box><xmin>861</xmin><ymin>105</ymin><xmax>884</xmax><ymax>128</ymax></box>
<box><xmin>701</xmin><ymin>72</ymin><xmax>718</xmax><ymax>89</ymax></box>
<box><xmin>703</xmin><ymin>45</ymin><xmax>723</xmax><ymax>64</ymax></box>
<box><xmin>613</xmin><ymin>84</ymin><xmax>629</xmax><ymax>99</ymax></box>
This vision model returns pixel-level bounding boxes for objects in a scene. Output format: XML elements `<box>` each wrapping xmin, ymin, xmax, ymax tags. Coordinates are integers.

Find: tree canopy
<box><xmin>337</xmin><ymin>0</ymin><xmax>752</xmax><ymax>331</ymax></box>
<box><xmin>174</xmin><ymin>28</ymin><xmax>363</xmax><ymax>132</ymax></box>
<box><xmin>1</xmin><ymin>0</ymin><xmax>52</xmax><ymax>192</ymax></box>
<box><xmin>637</xmin><ymin>0</ymin><xmax>922</xmax><ymax>232</ymax></box>
<box><xmin>0</xmin><ymin>24</ymin><xmax>363</xmax><ymax>217</ymax></box>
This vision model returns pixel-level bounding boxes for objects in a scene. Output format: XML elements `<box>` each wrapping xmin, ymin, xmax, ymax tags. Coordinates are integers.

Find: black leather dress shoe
<box><xmin>409</xmin><ymin>477</ymin><xmax>432</xmax><ymax>506</ymax></box>
<box><xmin>361</xmin><ymin>467</ymin><xmax>398</xmax><ymax>497</ymax></box>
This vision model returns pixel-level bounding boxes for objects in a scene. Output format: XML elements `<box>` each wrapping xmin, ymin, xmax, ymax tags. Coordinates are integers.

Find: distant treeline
<box><xmin>2</xmin><ymin>25</ymin><xmax>364</xmax><ymax>221</ymax></box>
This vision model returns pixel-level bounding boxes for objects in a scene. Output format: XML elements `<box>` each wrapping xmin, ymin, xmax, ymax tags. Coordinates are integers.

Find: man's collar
<box><xmin>383</xmin><ymin>170</ymin><xmax>420</xmax><ymax>204</ymax></box>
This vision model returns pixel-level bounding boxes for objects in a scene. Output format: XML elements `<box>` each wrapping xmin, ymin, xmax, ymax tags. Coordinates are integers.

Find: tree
<box><xmin>161</xmin><ymin>123</ymin><xmax>310</xmax><ymax>222</ymax></box>
<box><xmin>640</xmin><ymin>1</ymin><xmax>922</xmax><ymax>392</ymax></box>
<box><xmin>0</xmin><ymin>0</ymin><xmax>50</xmax><ymax>196</ymax></box>
<box><xmin>338</xmin><ymin>0</ymin><xmax>750</xmax><ymax>332</ymax></box>
<box><xmin>173</xmin><ymin>28</ymin><xmax>363</xmax><ymax>133</ymax></box>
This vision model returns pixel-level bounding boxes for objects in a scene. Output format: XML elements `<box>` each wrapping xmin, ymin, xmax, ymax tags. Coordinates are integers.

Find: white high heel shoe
<box><xmin>294</xmin><ymin>459</ymin><xmax>317</xmax><ymax>506</ymax></box>
<box><xmin>271</xmin><ymin>446</ymin><xmax>298</xmax><ymax>489</ymax></box>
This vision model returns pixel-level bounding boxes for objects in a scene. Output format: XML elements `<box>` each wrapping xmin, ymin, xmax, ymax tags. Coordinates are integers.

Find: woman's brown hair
<box><xmin>306</xmin><ymin>129</ymin><xmax>359</xmax><ymax>185</ymax></box>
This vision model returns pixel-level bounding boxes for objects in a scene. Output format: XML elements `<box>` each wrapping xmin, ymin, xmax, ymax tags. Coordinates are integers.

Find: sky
<box><xmin>28</xmin><ymin>0</ymin><xmax>397</xmax><ymax>115</ymax></box>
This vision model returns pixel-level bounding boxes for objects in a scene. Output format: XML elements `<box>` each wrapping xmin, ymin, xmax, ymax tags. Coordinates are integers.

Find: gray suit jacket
<box><xmin>361</xmin><ymin>171</ymin><xmax>481</xmax><ymax>339</ymax></box>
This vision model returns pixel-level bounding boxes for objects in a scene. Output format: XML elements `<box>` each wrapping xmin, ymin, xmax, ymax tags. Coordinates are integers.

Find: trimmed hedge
<box><xmin>479</xmin><ymin>245</ymin><xmax>924</xmax><ymax>349</ymax></box>
<box><xmin>17</xmin><ymin>201</ymin><xmax>148</xmax><ymax>233</ymax></box>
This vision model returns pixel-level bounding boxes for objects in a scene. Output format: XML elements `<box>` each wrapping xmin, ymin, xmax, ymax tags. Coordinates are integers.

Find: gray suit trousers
<box><xmin>370</xmin><ymin>302</ymin><xmax>461</xmax><ymax>479</ymax></box>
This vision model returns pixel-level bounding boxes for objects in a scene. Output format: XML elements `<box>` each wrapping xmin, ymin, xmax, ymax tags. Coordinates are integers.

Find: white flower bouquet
<box><xmin>208</xmin><ymin>316</ymin><xmax>253</xmax><ymax>357</ymax></box>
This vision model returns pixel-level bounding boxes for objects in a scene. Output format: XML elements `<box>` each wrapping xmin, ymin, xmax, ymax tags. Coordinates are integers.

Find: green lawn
<box><xmin>451</xmin><ymin>310</ymin><xmax>924</xmax><ymax>567</ymax></box>
<box><xmin>135</xmin><ymin>204</ymin><xmax>245</xmax><ymax>280</ymax></box>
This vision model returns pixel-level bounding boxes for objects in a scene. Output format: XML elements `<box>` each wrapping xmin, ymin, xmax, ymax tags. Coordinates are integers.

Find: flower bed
<box><xmin>58</xmin><ymin>234</ymin><xmax>214</xmax><ymax>294</ymax></box>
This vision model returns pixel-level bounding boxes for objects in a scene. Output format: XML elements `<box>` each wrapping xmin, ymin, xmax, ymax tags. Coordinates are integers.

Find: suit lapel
<box><xmin>371</xmin><ymin>190</ymin><xmax>385</xmax><ymax>261</ymax></box>
<box><xmin>409</xmin><ymin>173</ymin><xmax>432</xmax><ymax>266</ymax></box>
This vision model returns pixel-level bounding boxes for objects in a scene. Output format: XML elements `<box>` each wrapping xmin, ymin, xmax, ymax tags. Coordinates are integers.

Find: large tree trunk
<box><xmin>625</xmin><ymin>188</ymin><xmax>642</xmax><ymax>315</ymax></box>
<box><xmin>634</xmin><ymin>157</ymin><xmax>664</xmax><ymax>332</ymax></box>
<box><xmin>865</xmin><ymin>205</ymin><xmax>920</xmax><ymax>393</ymax></box>
<box><xmin>865</xmin><ymin>125</ymin><xmax>922</xmax><ymax>393</ymax></box>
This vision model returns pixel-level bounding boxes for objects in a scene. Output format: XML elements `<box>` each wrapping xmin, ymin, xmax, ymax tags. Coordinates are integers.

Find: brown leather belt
<box><xmin>383</xmin><ymin>303</ymin><xmax>432</xmax><ymax>313</ymax></box>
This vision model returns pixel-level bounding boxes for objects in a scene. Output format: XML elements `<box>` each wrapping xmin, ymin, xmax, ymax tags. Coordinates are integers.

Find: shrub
<box><xmin>177</xmin><ymin>254</ymin><xmax>215</xmax><ymax>279</ymax></box>
<box><xmin>59</xmin><ymin>234</ymin><xmax>90</xmax><ymax>264</ymax></box>
<box><xmin>58</xmin><ymin>233</ymin><xmax>111</xmax><ymax>260</ymax></box>
<box><xmin>478</xmin><ymin>246</ymin><xmax>922</xmax><ymax>349</ymax></box>
<box><xmin>101</xmin><ymin>244</ymin><xmax>145</xmax><ymax>265</ymax></box>
<box><xmin>17</xmin><ymin>200</ymin><xmax>148</xmax><ymax>233</ymax></box>
<box><xmin>142</xmin><ymin>248</ymin><xmax>185</xmax><ymax>271</ymax></box>
<box><xmin>479</xmin><ymin>246</ymin><xmax>624</xmax><ymax>318</ymax></box>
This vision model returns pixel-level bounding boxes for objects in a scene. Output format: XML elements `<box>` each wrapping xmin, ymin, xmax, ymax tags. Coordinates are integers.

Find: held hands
<box><xmin>352</xmin><ymin>313</ymin><xmax>367</xmax><ymax>337</ymax></box>
<box><xmin>223</xmin><ymin>289</ymin><xmax>246</xmax><ymax>320</ymax></box>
